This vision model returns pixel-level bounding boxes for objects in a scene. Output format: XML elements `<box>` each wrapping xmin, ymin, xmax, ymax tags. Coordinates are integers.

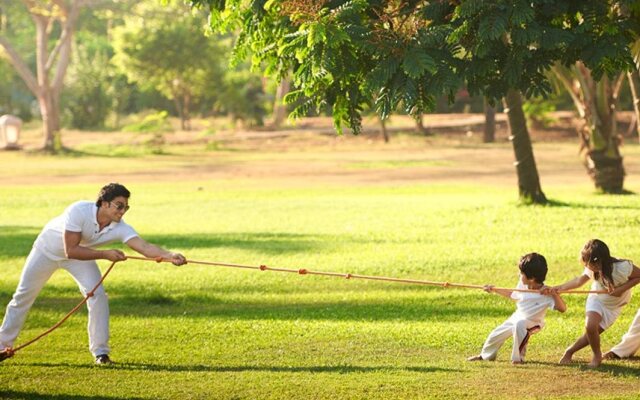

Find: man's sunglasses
<box><xmin>109</xmin><ymin>202</ymin><xmax>130</xmax><ymax>212</ymax></box>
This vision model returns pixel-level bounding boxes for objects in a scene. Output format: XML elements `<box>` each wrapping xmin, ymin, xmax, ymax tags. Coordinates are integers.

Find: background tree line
<box><xmin>1</xmin><ymin>0</ymin><xmax>640</xmax><ymax>202</ymax></box>
<box><xmin>0</xmin><ymin>0</ymin><xmax>270</xmax><ymax>145</ymax></box>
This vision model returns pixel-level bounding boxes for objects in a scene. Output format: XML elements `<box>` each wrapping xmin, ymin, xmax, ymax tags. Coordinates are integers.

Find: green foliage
<box><xmin>215</xmin><ymin>69</ymin><xmax>267</xmax><ymax>127</ymax></box>
<box><xmin>0</xmin><ymin>60</ymin><xmax>33</xmax><ymax>121</ymax></box>
<box><xmin>522</xmin><ymin>97</ymin><xmax>558</xmax><ymax>129</ymax></box>
<box><xmin>190</xmin><ymin>0</ymin><xmax>636</xmax><ymax>135</ymax></box>
<box><xmin>112</xmin><ymin>2</ymin><xmax>226</xmax><ymax>126</ymax></box>
<box><xmin>62</xmin><ymin>34</ymin><xmax>114</xmax><ymax>129</ymax></box>
<box><xmin>122</xmin><ymin>110</ymin><xmax>173</xmax><ymax>134</ymax></box>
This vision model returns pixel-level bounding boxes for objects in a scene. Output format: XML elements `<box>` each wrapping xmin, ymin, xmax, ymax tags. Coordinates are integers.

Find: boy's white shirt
<box><xmin>509</xmin><ymin>280</ymin><xmax>556</xmax><ymax>325</ymax></box>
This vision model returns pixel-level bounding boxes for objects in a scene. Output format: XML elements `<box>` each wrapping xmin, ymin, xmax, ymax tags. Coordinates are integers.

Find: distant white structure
<box><xmin>0</xmin><ymin>115</ymin><xmax>22</xmax><ymax>150</ymax></box>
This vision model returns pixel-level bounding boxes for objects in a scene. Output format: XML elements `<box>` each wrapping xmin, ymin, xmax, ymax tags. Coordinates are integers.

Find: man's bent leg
<box><xmin>608</xmin><ymin>309</ymin><xmax>640</xmax><ymax>358</ymax></box>
<box><xmin>63</xmin><ymin>260</ymin><xmax>110</xmax><ymax>357</ymax></box>
<box><xmin>0</xmin><ymin>249</ymin><xmax>58</xmax><ymax>349</ymax></box>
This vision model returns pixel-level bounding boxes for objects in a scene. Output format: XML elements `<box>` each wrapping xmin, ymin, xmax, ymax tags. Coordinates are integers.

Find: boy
<box><xmin>467</xmin><ymin>253</ymin><xmax>567</xmax><ymax>364</ymax></box>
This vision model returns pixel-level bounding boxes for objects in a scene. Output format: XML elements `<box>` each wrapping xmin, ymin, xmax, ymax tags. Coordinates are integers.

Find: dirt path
<box><xmin>5</xmin><ymin>114</ymin><xmax>640</xmax><ymax>188</ymax></box>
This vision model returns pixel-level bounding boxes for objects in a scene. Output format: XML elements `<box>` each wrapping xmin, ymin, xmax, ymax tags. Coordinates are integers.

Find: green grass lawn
<box><xmin>1</xmin><ymin>140</ymin><xmax>640</xmax><ymax>399</ymax></box>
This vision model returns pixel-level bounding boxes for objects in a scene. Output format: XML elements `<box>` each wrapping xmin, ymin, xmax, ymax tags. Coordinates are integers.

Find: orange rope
<box><xmin>126</xmin><ymin>255</ymin><xmax>607</xmax><ymax>294</ymax></box>
<box><xmin>0</xmin><ymin>254</ymin><xmax>608</xmax><ymax>362</ymax></box>
<box><xmin>0</xmin><ymin>260</ymin><xmax>120</xmax><ymax>361</ymax></box>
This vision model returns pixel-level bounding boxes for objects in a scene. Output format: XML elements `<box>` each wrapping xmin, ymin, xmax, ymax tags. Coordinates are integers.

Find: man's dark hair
<box><xmin>518</xmin><ymin>253</ymin><xmax>548</xmax><ymax>284</ymax></box>
<box><xmin>96</xmin><ymin>183</ymin><xmax>130</xmax><ymax>206</ymax></box>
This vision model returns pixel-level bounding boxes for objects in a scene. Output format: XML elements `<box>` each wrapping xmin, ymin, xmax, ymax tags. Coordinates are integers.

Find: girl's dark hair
<box><xmin>96</xmin><ymin>183</ymin><xmax>130</xmax><ymax>206</ymax></box>
<box><xmin>581</xmin><ymin>239</ymin><xmax>617</xmax><ymax>290</ymax></box>
<box><xmin>518</xmin><ymin>253</ymin><xmax>548</xmax><ymax>284</ymax></box>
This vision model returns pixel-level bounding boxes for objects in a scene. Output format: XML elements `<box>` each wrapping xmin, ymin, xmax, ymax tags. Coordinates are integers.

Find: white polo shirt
<box><xmin>509</xmin><ymin>280</ymin><xmax>556</xmax><ymax>325</ymax></box>
<box><xmin>33</xmin><ymin>201</ymin><xmax>139</xmax><ymax>261</ymax></box>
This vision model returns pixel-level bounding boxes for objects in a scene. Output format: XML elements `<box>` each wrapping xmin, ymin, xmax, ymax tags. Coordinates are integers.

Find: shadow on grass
<box><xmin>0</xmin><ymin>226</ymin><xmax>40</xmax><ymax>258</ymax></box>
<box><xmin>0</xmin><ymin>391</ymin><xmax>145</xmax><ymax>400</ymax></box>
<box><xmin>527</xmin><ymin>360</ymin><xmax>640</xmax><ymax>377</ymax></box>
<box><xmin>8</xmin><ymin>291</ymin><xmax>509</xmax><ymax>322</ymax></box>
<box><xmin>0</xmin><ymin>229</ymin><xmax>326</xmax><ymax>259</ymax></box>
<box><xmin>142</xmin><ymin>232</ymin><xmax>326</xmax><ymax>255</ymax></box>
<box><xmin>20</xmin><ymin>361</ymin><xmax>460</xmax><ymax>374</ymax></box>
<box><xmin>544</xmin><ymin>198</ymin><xmax>640</xmax><ymax>209</ymax></box>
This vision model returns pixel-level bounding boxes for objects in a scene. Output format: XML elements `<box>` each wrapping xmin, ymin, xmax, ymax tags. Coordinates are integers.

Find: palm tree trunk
<box><xmin>273</xmin><ymin>77</ymin><xmax>290</xmax><ymax>128</ymax></box>
<box><xmin>415</xmin><ymin>113</ymin><xmax>430</xmax><ymax>135</ymax></box>
<box><xmin>503</xmin><ymin>89</ymin><xmax>547</xmax><ymax>204</ymax></box>
<box><xmin>379</xmin><ymin>117</ymin><xmax>389</xmax><ymax>143</ymax></box>
<box><xmin>578</xmin><ymin>67</ymin><xmax>625</xmax><ymax>193</ymax></box>
<box><xmin>483</xmin><ymin>97</ymin><xmax>496</xmax><ymax>143</ymax></box>
<box><xmin>628</xmin><ymin>70</ymin><xmax>640</xmax><ymax>141</ymax></box>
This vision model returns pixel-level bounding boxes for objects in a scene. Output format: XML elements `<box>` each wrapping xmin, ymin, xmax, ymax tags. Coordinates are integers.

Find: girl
<box><xmin>551</xmin><ymin>239</ymin><xmax>640</xmax><ymax>368</ymax></box>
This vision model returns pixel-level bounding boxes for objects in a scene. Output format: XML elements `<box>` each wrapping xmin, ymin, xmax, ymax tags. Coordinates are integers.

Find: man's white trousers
<box><xmin>609</xmin><ymin>309</ymin><xmax>640</xmax><ymax>358</ymax></box>
<box><xmin>0</xmin><ymin>248</ymin><xmax>110</xmax><ymax>356</ymax></box>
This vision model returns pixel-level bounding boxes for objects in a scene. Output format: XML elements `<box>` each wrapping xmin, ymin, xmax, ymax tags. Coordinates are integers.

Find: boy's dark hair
<box><xmin>518</xmin><ymin>253</ymin><xmax>548</xmax><ymax>284</ymax></box>
<box><xmin>96</xmin><ymin>183</ymin><xmax>130</xmax><ymax>206</ymax></box>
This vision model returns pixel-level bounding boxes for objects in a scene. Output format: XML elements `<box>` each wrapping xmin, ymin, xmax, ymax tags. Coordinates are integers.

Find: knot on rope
<box><xmin>443</xmin><ymin>282</ymin><xmax>450</xmax><ymax>288</ymax></box>
<box><xmin>154</xmin><ymin>257</ymin><xmax>163</xmax><ymax>263</ymax></box>
<box><xmin>86</xmin><ymin>291</ymin><xmax>94</xmax><ymax>298</ymax></box>
<box><xmin>345</xmin><ymin>273</ymin><xmax>352</xmax><ymax>279</ymax></box>
<box><xmin>260</xmin><ymin>265</ymin><xmax>267</xmax><ymax>271</ymax></box>
<box><xmin>0</xmin><ymin>347</ymin><xmax>15</xmax><ymax>362</ymax></box>
<box><xmin>298</xmin><ymin>269</ymin><xmax>307</xmax><ymax>275</ymax></box>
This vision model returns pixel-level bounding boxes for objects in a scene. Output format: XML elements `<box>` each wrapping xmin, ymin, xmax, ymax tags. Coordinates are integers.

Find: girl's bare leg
<box><xmin>559</xmin><ymin>333</ymin><xmax>589</xmax><ymax>364</ymax></box>
<box><xmin>585</xmin><ymin>312</ymin><xmax>604</xmax><ymax>368</ymax></box>
<box><xmin>559</xmin><ymin>312</ymin><xmax>604</xmax><ymax>365</ymax></box>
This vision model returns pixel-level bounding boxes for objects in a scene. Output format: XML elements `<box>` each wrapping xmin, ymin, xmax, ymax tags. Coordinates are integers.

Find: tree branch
<box><xmin>0</xmin><ymin>35</ymin><xmax>40</xmax><ymax>96</ymax></box>
<box><xmin>52</xmin><ymin>0</ymin><xmax>83</xmax><ymax>96</ymax></box>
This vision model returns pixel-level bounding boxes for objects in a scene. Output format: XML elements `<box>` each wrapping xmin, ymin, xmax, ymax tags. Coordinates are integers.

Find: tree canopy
<box><xmin>190</xmin><ymin>0</ymin><xmax>638</xmax><ymax>134</ymax></box>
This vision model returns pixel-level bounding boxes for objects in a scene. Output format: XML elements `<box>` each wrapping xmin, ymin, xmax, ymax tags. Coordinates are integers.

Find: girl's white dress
<box><xmin>583</xmin><ymin>260</ymin><xmax>633</xmax><ymax>329</ymax></box>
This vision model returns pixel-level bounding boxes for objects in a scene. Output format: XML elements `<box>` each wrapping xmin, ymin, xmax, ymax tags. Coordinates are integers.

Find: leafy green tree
<box><xmin>112</xmin><ymin>1</ymin><xmax>225</xmax><ymax>130</ymax></box>
<box><xmin>0</xmin><ymin>0</ymin><xmax>94</xmax><ymax>151</ymax></box>
<box><xmin>62</xmin><ymin>33</ymin><xmax>113</xmax><ymax>129</ymax></box>
<box><xmin>215</xmin><ymin>69</ymin><xmax>267</xmax><ymax>126</ymax></box>
<box><xmin>190</xmin><ymin>0</ymin><xmax>636</xmax><ymax>204</ymax></box>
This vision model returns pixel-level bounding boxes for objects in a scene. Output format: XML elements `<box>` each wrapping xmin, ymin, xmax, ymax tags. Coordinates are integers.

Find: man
<box><xmin>0</xmin><ymin>183</ymin><xmax>186</xmax><ymax>364</ymax></box>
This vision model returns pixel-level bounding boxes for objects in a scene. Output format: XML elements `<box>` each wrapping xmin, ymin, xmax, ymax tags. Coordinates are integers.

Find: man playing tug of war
<box><xmin>0</xmin><ymin>183</ymin><xmax>187</xmax><ymax>365</ymax></box>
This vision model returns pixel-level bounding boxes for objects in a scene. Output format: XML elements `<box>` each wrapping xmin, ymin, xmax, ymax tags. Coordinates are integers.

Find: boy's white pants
<box><xmin>0</xmin><ymin>248</ymin><xmax>110</xmax><ymax>356</ymax></box>
<box><xmin>609</xmin><ymin>309</ymin><xmax>640</xmax><ymax>358</ymax></box>
<box><xmin>480</xmin><ymin>317</ymin><xmax>540</xmax><ymax>362</ymax></box>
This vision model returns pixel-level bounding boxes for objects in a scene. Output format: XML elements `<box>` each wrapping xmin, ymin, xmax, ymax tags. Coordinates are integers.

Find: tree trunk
<box><xmin>37</xmin><ymin>92</ymin><xmax>56</xmax><ymax>150</ymax></box>
<box><xmin>173</xmin><ymin>95</ymin><xmax>185</xmax><ymax>131</ymax></box>
<box><xmin>184</xmin><ymin>93</ymin><xmax>191</xmax><ymax>131</ymax></box>
<box><xmin>628</xmin><ymin>70</ymin><xmax>640</xmax><ymax>141</ymax></box>
<box><xmin>483</xmin><ymin>97</ymin><xmax>496</xmax><ymax>143</ymax></box>
<box><xmin>503</xmin><ymin>89</ymin><xmax>547</xmax><ymax>204</ymax></box>
<box><xmin>552</xmin><ymin>62</ymin><xmax>626</xmax><ymax>193</ymax></box>
<box><xmin>581</xmin><ymin>72</ymin><xmax>625</xmax><ymax>193</ymax></box>
<box><xmin>415</xmin><ymin>113</ymin><xmax>430</xmax><ymax>135</ymax></box>
<box><xmin>33</xmin><ymin>14</ymin><xmax>57</xmax><ymax>151</ymax></box>
<box><xmin>272</xmin><ymin>77</ymin><xmax>290</xmax><ymax>128</ymax></box>
<box><xmin>379</xmin><ymin>117</ymin><xmax>389</xmax><ymax>143</ymax></box>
